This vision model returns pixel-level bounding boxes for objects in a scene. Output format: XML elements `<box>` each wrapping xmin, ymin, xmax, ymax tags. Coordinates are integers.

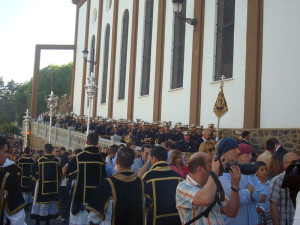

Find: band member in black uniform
<box><xmin>137</xmin><ymin>123</ymin><xmax>154</xmax><ymax>146</ymax></box>
<box><xmin>142</xmin><ymin>146</ymin><xmax>183</xmax><ymax>225</ymax></box>
<box><xmin>173</xmin><ymin>124</ymin><xmax>184</xmax><ymax>142</ymax></box>
<box><xmin>164</xmin><ymin>123</ymin><xmax>174</xmax><ymax>142</ymax></box>
<box><xmin>124</xmin><ymin>123</ymin><xmax>139</xmax><ymax>143</ymax></box>
<box><xmin>105</xmin><ymin>122</ymin><xmax>113</xmax><ymax>139</ymax></box>
<box><xmin>89</xmin><ymin>119</ymin><xmax>97</xmax><ymax>131</ymax></box>
<box><xmin>74</xmin><ymin>117</ymin><xmax>82</xmax><ymax>131</ymax></box>
<box><xmin>95</xmin><ymin>119</ymin><xmax>107</xmax><ymax>137</ymax></box>
<box><xmin>31</xmin><ymin>144</ymin><xmax>62</xmax><ymax>225</ymax></box>
<box><xmin>87</xmin><ymin>147</ymin><xmax>146</xmax><ymax>225</ymax></box>
<box><xmin>0</xmin><ymin>137</ymin><xmax>26</xmax><ymax>224</ymax></box>
<box><xmin>66</xmin><ymin>133</ymin><xmax>106</xmax><ymax>225</ymax></box>
<box><xmin>178</xmin><ymin>131</ymin><xmax>196</xmax><ymax>153</ymax></box>
<box><xmin>109</xmin><ymin>125</ymin><xmax>123</xmax><ymax>136</ymax></box>
<box><xmin>17</xmin><ymin>147</ymin><xmax>35</xmax><ymax>207</ymax></box>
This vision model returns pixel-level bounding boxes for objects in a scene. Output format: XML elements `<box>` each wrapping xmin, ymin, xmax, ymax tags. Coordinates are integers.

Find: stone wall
<box><xmin>222</xmin><ymin>128</ymin><xmax>300</xmax><ymax>154</ymax></box>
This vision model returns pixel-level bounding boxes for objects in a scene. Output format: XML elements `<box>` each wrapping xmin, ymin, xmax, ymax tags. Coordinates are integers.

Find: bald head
<box><xmin>283</xmin><ymin>152</ymin><xmax>300</xmax><ymax>170</ymax></box>
<box><xmin>188</xmin><ymin>152</ymin><xmax>211</xmax><ymax>174</ymax></box>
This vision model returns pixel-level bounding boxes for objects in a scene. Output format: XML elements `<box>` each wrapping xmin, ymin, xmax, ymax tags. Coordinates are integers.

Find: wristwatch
<box><xmin>231</xmin><ymin>186</ymin><xmax>240</xmax><ymax>192</ymax></box>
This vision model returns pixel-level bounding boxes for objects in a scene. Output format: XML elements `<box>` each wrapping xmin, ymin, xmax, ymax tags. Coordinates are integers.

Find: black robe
<box><xmin>17</xmin><ymin>155</ymin><xmax>35</xmax><ymax>193</ymax></box>
<box><xmin>67</xmin><ymin>146</ymin><xmax>106</xmax><ymax>214</ymax></box>
<box><xmin>0</xmin><ymin>170</ymin><xmax>26</xmax><ymax>223</ymax></box>
<box><xmin>87</xmin><ymin>170</ymin><xmax>145</xmax><ymax>225</ymax></box>
<box><xmin>142</xmin><ymin>161</ymin><xmax>184</xmax><ymax>225</ymax></box>
<box><xmin>31</xmin><ymin>154</ymin><xmax>61</xmax><ymax>203</ymax></box>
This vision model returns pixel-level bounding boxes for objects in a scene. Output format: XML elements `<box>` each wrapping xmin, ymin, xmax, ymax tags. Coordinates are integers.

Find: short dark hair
<box><xmin>60</xmin><ymin>147</ymin><xmax>66</xmax><ymax>151</ymax></box>
<box><xmin>266</xmin><ymin>139</ymin><xmax>275</xmax><ymax>151</ymax></box>
<box><xmin>242</xmin><ymin>131</ymin><xmax>250</xmax><ymax>138</ymax></box>
<box><xmin>150</xmin><ymin>146</ymin><xmax>167</xmax><ymax>161</ymax></box>
<box><xmin>141</xmin><ymin>144</ymin><xmax>152</xmax><ymax>152</ymax></box>
<box><xmin>0</xmin><ymin>137</ymin><xmax>8</xmax><ymax>152</ymax></box>
<box><xmin>188</xmin><ymin>154</ymin><xmax>207</xmax><ymax>174</ymax></box>
<box><xmin>255</xmin><ymin>161</ymin><xmax>267</xmax><ymax>171</ymax></box>
<box><xmin>87</xmin><ymin>133</ymin><xmax>99</xmax><ymax>145</ymax></box>
<box><xmin>110</xmin><ymin>144</ymin><xmax>119</xmax><ymax>152</ymax></box>
<box><xmin>44</xmin><ymin>144</ymin><xmax>53</xmax><ymax>153</ymax></box>
<box><xmin>108</xmin><ymin>149</ymin><xmax>116</xmax><ymax>155</ymax></box>
<box><xmin>117</xmin><ymin>147</ymin><xmax>135</xmax><ymax>169</ymax></box>
<box><xmin>270</xmin><ymin>138</ymin><xmax>279</xmax><ymax>145</ymax></box>
<box><xmin>24</xmin><ymin>147</ymin><xmax>30</xmax><ymax>154</ymax></box>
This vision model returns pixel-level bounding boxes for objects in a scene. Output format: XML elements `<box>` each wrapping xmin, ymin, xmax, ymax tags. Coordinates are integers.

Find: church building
<box><xmin>69</xmin><ymin>0</ymin><xmax>300</xmax><ymax>129</ymax></box>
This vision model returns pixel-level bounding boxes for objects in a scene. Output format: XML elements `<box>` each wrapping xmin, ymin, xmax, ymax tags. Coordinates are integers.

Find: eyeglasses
<box><xmin>55</xmin><ymin>151</ymin><xmax>59</xmax><ymax>153</ymax></box>
<box><xmin>288</xmin><ymin>159</ymin><xmax>300</xmax><ymax>164</ymax></box>
<box><xmin>208</xmin><ymin>148</ymin><xmax>215</xmax><ymax>152</ymax></box>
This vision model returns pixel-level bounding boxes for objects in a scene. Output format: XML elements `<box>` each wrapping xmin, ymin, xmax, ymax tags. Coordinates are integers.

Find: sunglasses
<box><xmin>289</xmin><ymin>159</ymin><xmax>300</xmax><ymax>164</ymax></box>
<box><xmin>208</xmin><ymin>148</ymin><xmax>215</xmax><ymax>152</ymax></box>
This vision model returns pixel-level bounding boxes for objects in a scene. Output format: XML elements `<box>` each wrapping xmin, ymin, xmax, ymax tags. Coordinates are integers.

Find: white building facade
<box><xmin>70</xmin><ymin>0</ymin><xmax>300</xmax><ymax>129</ymax></box>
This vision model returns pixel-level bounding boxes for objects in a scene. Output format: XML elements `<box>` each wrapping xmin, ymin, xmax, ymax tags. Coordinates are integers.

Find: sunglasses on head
<box><xmin>208</xmin><ymin>147</ymin><xmax>215</xmax><ymax>152</ymax></box>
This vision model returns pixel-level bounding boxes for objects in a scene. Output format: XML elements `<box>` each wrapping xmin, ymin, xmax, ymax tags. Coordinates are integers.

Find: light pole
<box><xmin>83</xmin><ymin>48</ymin><xmax>98</xmax><ymax>139</ymax></box>
<box><xmin>47</xmin><ymin>72</ymin><xmax>58</xmax><ymax>143</ymax></box>
<box><xmin>23</xmin><ymin>109</ymin><xmax>31</xmax><ymax>151</ymax></box>
<box><xmin>172</xmin><ymin>0</ymin><xmax>197</xmax><ymax>26</ymax></box>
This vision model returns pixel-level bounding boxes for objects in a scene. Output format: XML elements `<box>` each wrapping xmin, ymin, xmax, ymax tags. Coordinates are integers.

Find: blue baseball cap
<box><xmin>218</xmin><ymin>138</ymin><xmax>239</xmax><ymax>155</ymax></box>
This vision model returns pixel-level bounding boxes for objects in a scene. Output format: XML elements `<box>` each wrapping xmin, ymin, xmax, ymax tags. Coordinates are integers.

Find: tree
<box><xmin>13</xmin><ymin>62</ymin><xmax>73</xmax><ymax>124</ymax></box>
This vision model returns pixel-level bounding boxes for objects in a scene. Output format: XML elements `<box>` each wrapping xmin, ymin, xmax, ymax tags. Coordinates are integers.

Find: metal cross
<box><xmin>220</xmin><ymin>75</ymin><xmax>225</xmax><ymax>88</ymax></box>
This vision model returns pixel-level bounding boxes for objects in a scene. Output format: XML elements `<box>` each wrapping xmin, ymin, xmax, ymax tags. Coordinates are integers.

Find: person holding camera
<box><xmin>218</xmin><ymin>139</ymin><xmax>266</xmax><ymax>225</ymax></box>
<box><xmin>176</xmin><ymin>151</ymin><xmax>241</xmax><ymax>225</ymax></box>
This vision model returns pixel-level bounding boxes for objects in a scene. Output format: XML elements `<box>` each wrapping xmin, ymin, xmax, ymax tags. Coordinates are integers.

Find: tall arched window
<box><xmin>141</xmin><ymin>0</ymin><xmax>154</xmax><ymax>96</ymax></box>
<box><xmin>171</xmin><ymin>1</ymin><xmax>186</xmax><ymax>89</ymax></box>
<box><xmin>214</xmin><ymin>0</ymin><xmax>235</xmax><ymax>80</ymax></box>
<box><xmin>118</xmin><ymin>10</ymin><xmax>129</xmax><ymax>100</ymax></box>
<box><xmin>89</xmin><ymin>35</ymin><xmax>96</xmax><ymax>76</ymax></box>
<box><xmin>101</xmin><ymin>24</ymin><xmax>110</xmax><ymax>104</ymax></box>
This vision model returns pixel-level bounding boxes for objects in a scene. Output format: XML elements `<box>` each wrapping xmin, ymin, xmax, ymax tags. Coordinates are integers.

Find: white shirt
<box><xmin>293</xmin><ymin>192</ymin><xmax>300</xmax><ymax>225</ymax></box>
<box><xmin>275</xmin><ymin>145</ymin><xmax>281</xmax><ymax>152</ymax></box>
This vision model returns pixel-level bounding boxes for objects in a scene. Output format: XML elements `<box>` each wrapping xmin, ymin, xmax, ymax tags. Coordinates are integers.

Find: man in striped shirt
<box><xmin>176</xmin><ymin>152</ymin><xmax>241</xmax><ymax>225</ymax></box>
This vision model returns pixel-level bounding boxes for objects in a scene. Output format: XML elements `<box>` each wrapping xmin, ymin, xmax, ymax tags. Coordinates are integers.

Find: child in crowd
<box><xmin>255</xmin><ymin>161</ymin><xmax>271</xmax><ymax>225</ymax></box>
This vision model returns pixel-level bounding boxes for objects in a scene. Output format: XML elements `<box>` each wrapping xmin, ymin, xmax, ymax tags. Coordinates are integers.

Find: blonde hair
<box><xmin>198</xmin><ymin>141</ymin><xmax>213</xmax><ymax>154</ymax></box>
<box><xmin>169</xmin><ymin>150</ymin><xmax>183</xmax><ymax>167</ymax></box>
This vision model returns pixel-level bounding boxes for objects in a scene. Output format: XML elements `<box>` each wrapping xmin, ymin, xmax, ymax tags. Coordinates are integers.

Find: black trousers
<box><xmin>59</xmin><ymin>186</ymin><xmax>71</xmax><ymax>219</ymax></box>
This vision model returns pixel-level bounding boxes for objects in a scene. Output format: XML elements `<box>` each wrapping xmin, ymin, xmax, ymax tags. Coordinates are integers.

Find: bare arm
<box><xmin>62</xmin><ymin>164</ymin><xmax>68</xmax><ymax>177</ymax></box>
<box><xmin>137</xmin><ymin>155</ymin><xmax>151</xmax><ymax>178</ymax></box>
<box><xmin>192</xmin><ymin>160</ymin><xmax>220</xmax><ymax>206</ymax></box>
<box><xmin>222</xmin><ymin>165</ymin><xmax>241</xmax><ymax>218</ymax></box>
<box><xmin>270</xmin><ymin>201</ymin><xmax>279</xmax><ymax>225</ymax></box>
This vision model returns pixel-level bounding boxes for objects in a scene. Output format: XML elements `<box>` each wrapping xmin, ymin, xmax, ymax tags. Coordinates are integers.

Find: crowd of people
<box><xmin>41</xmin><ymin>112</ymin><xmax>223</xmax><ymax>152</ymax></box>
<box><xmin>1</xmin><ymin>127</ymin><xmax>300</xmax><ymax>225</ymax></box>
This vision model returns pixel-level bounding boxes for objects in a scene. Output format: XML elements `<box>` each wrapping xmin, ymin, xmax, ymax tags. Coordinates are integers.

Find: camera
<box><xmin>215</xmin><ymin>154</ymin><xmax>257</xmax><ymax>175</ymax></box>
<box><xmin>281</xmin><ymin>163</ymin><xmax>300</xmax><ymax>207</ymax></box>
<box><xmin>224</xmin><ymin>163</ymin><xmax>257</xmax><ymax>175</ymax></box>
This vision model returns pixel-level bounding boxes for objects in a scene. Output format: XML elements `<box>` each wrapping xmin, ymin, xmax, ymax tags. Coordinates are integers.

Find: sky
<box><xmin>0</xmin><ymin>0</ymin><xmax>76</xmax><ymax>84</ymax></box>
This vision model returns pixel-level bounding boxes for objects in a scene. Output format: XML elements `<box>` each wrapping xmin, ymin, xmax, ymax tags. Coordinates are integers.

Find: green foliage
<box><xmin>0</xmin><ymin>62</ymin><xmax>73</xmax><ymax>132</ymax></box>
<box><xmin>0</xmin><ymin>122</ymin><xmax>21</xmax><ymax>136</ymax></box>
<box><xmin>36</xmin><ymin>63</ymin><xmax>73</xmax><ymax>115</ymax></box>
